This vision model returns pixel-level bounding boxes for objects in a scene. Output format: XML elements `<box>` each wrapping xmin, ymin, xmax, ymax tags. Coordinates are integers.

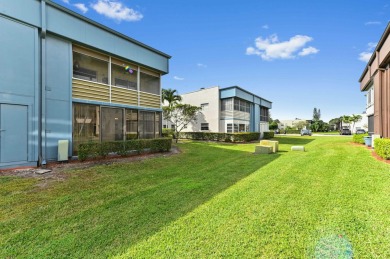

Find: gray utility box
<box><xmin>58</xmin><ymin>140</ymin><xmax>69</xmax><ymax>162</ymax></box>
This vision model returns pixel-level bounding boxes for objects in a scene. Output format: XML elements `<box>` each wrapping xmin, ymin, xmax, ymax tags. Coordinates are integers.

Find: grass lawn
<box><xmin>1</xmin><ymin>136</ymin><xmax>390</xmax><ymax>258</ymax></box>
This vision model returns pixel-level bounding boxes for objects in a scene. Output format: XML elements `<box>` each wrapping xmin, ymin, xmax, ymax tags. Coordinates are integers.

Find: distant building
<box><xmin>163</xmin><ymin>86</ymin><xmax>272</xmax><ymax>137</ymax></box>
<box><xmin>359</xmin><ymin>23</ymin><xmax>390</xmax><ymax>136</ymax></box>
<box><xmin>340</xmin><ymin>114</ymin><xmax>368</xmax><ymax>132</ymax></box>
<box><xmin>278</xmin><ymin>119</ymin><xmax>310</xmax><ymax>130</ymax></box>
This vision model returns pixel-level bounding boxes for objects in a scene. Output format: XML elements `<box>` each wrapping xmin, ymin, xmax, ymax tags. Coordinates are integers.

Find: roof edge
<box><xmin>221</xmin><ymin>85</ymin><xmax>273</xmax><ymax>104</ymax></box>
<box><xmin>46</xmin><ymin>0</ymin><xmax>171</xmax><ymax>59</ymax></box>
<box><xmin>359</xmin><ymin>22</ymin><xmax>390</xmax><ymax>82</ymax></box>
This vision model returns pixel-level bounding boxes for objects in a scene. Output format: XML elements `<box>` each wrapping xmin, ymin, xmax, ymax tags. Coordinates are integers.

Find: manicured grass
<box><xmin>1</xmin><ymin>137</ymin><xmax>390</xmax><ymax>257</ymax></box>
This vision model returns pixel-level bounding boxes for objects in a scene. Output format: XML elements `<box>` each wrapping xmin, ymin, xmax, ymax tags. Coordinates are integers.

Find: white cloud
<box><xmin>74</xmin><ymin>3</ymin><xmax>88</xmax><ymax>13</ymax></box>
<box><xmin>262</xmin><ymin>24</ymin><xmax>269</xmax><ymax>29</ymax></box>
<box><xmin>298</xmin><ymin>46</ymin><xmax>319</xmax><ymax>56</ymax></box>
<box><xmin>91</xmin><ymin>0</ymin><xmax>143</xmax><ymax>22</ymax></box>
<box><xmin>365</xmin><ymin>21</ymin><xmax>381</xmax><ymax>25</ymax></box>
<box><xmin>367</xmin><ymin>42</ymin><xmax>377</xmax><ymax>51</ymax></box>
<box><xmin>359</xmin><ymin>52</ymin><xmax>372</xmax><ymax>62</ymax></box>
<box><xmin>173</xmin><ymin>76</ymin><xmax>184</xmax><ymax>81</ymax></box>
<box><xmin>358</xmin><ymin>42</ymin><xmax>377</xmax><ymax>62</ymax></box>
<box><xmin>62</xmin><ymin>0</ymin><xmax>70</xmax><ymax>3</ymax></box>
<box><xmin>246</xmin><ymin>34</ymin><xmax>319</xmax><ymax>60</ymax></box>
<box><xmin>197</xmin><ymin>63</ymin><xmax>207</xmax><ymax>68</ymax></box>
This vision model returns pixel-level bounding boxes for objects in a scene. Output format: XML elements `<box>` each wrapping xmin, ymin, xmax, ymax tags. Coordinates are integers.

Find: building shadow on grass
<box><xmin>0</xmin><ymin>141</ymin><xmax>282</xmax><ymax>258</ymax></box>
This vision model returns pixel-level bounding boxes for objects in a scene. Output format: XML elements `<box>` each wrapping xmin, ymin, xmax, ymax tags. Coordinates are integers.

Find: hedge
<box><xmin>263</xmin><ymin>131</ymin><xmax>275</xmax><ymax>139</ymax></box>
<box><xmin>352</xmin><ymin>133</ymin><xmax>368</xmax><ymax>144</ymax></box>
<box><xmin>374</xmin><ymin>138</ymin><xmax>390</xmax><ymax>160</ymax></box>
<box><xmin>179</xmin><ymin>132</ymin><xmax>260</xmax><ymax>142</ymax></box>
<box><xmin>78</xmin><ymin>138</ymin><xmax>172</xmax><ymax>161</ymax></box>
<box><xmin>162</xmin><ymin>128</ymin><xmax>175</xmax><ymax>138</ymax></box>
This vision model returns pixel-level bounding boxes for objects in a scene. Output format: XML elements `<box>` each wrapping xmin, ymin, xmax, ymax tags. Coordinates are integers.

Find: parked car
<box><xmin>355</xmin><ymin>129</ymin><xmax>366</xmax><ymax>134</ymax></box>
<box><xmin>340</xmin><ymin>128</ymin><xmax>352</xmax><ymax>135</ymax></box>
<box><xmin>300</xmin><ymin>129</ymin><xmax>312</xmax><ymax>136</ymax></box>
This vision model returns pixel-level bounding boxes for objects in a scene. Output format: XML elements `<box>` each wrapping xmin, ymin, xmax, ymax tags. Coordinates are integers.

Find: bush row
<box><xmin>178</xmin><ymin>132</ymin><xmax>266</xmax><ymax>142</ymax></box>
<box><xmin>263</xmin><ymin>131</ymin><xmax>275</xmax><ymax>139</ymax></box>
<box><xmin>78</xmin><ymin>138</ymin><xmax>172</xmax><ymax>161</ymax></box>
<box><xmin>352</xmin><ymin>133</ymin><xmax>368</xmax><ymax>144</ymax></box>
<box><xmin>374</xmin><ymin>138</ymin><xmax>390</xmax><ymax>160</ymax></box>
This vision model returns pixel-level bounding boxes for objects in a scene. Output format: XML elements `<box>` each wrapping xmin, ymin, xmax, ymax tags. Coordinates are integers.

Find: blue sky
<box><xmin>54</xmin><ymin>0</ymin><xmax>390</xmax><ymax>121</ymax></box>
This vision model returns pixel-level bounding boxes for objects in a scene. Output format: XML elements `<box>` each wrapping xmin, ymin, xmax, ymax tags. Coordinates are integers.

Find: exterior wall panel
<box><xmin>0</xmin><ymin>0</ymin><xmax>40</xmax><ymax>27</ymax></box>
<box><xmin>45</xmin><ymin>35</ymin><xmax>73</xmax><ymax>160</ymax></box>
<box><xmin>181</xmin><ymin>87</ymin><xmax>220</xmax><ymax>132</ymax></box>
<box><xmin>360</xmin><ymin>70</ymin><xmax>371</xmax><ymax>91</ymax></box>
<box><xmin>379</xmin><ymin>36</ymin><xmax>390</xmax><ymax>65</ymax></box>
<box><xmin>111</xmin><ymin>87</ymin><xmax>138</xmax><ymax>106</ymax></box>
<box><xmin>72</xmin><ymin>79</ymin><xmax>110</xmax><ymax>102</ymax></box>
<box><xmin>0</xmin><ymin>15</ymin><xmax>38</xmax><ymax>168</ymax></box>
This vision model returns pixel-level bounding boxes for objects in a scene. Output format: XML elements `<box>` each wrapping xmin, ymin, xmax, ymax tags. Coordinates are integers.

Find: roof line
<box><xmin>221</xmin><ymin>86</ymin><xmax>273</xmax><ymax>103</ymax></box>
<box><xmin>45</xmin><ymin>0</ymin><xmax>171</xmax><ymax>59</ymax></box>
<box><xmin>359</xmin><ymin>21</ymin><xmax>390</xmax><ymax>82</ymax></box>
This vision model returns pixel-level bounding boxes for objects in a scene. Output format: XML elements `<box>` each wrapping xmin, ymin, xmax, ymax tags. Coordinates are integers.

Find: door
<box><xmin>0</xmin><ymin>104</ymin><xmax>28</xmax><ymax>163</ymax></box>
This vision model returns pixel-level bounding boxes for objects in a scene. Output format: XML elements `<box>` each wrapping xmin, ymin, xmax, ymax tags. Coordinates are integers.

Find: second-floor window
<box><xmin>260</xmin><ymin>106</ymin><xmax>269</xmax><ymax>122</ymax></box>
<box><xmin>73</xmin><ymin>51</ymin><xmax>108</xmax><ymax>84</ymax></box>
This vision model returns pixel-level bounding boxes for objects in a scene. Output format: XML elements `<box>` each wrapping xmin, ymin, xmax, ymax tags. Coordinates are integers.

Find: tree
<box><xmin>163</xmin><ymin>103</ymin><xmax>202</xmax><ymax>143</ymax></box>
<box><xmin>310</xmin><ymin>120</ymin><xmax>324</xmax><ymax>132</ymax></box>
<box><xmin>329</xmin><ymin>117</ymin><xmax>341</xmax><ymax>131</ymax></box>
<box><xmin>269</xmin><ymin>121</ymin><xmax>278</xmax><ymax>130</ymax></box>
<box><xmin>313</xmin><ymin>107</ymin><xmax>321</xmax><ymax>121</ymax></box>
<box><xmin>350</xmin><ymin>114</ymin><xmax>362</xmax><ymax>132</ymax></box>
<box><xmin>293</xmin><ymin>121</ymin><xmax>308</xmax><ymax>130</ymax></box>
<box><xmin>162</xmin><ymin>88</ymin><xmax>182</xmax><ymax>108</ymax></box>
<box><xmin>341</xmin><ymin>115</ymin><xmax>352</xmax><ymax>129</ymax></box>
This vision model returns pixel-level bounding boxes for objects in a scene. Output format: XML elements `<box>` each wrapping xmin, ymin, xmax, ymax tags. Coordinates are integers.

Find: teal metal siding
<box><xmin>0</xmin><ymin>15</ymin><xmax>39</xmax><ymax>166</ymax></box>
<box><xmin>45</xmin><ymin>36</ymin><xmax>73</xmax><ymax>160</ymax></box>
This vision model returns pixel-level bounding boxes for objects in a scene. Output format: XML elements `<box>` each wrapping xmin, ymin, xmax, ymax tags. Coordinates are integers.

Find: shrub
<box><xmin>286</xmin><ymin>129</ymin><xmax>300</xmax><ymax>134</ymax></box>
<box><xmin>263</xmin><ymin>131</ymin><xmax>275</xmax><ymax>139</ymax></box>
<box><xmin>179</xmin><ymin>132</ymin><xmax>260</xmax><ymax>142</ymax></box>
<box><xmin>374</xmin><ymin>138</ymin><xmax>390</xmax><ymax>159</ymax></box>
<box><xmin>352</xmin><ymin>133</ymin><xmax>368</xmax><ymax>144</ymax></box>
<box><xmin>162</xmin><ymin>129</ymin><xmax>174</xmax><ymax>138</ymax></box>
<box><xmin>78</xmin><ymin>138</ymin><xmax>172</xmax><ymax>161</ymax></box>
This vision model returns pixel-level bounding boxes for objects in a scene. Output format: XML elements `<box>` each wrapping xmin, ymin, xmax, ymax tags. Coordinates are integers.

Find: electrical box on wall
<box><xmin>58</xmin><ymin>140</ymin><xmax>69</xmax><ymax>162</ymax></box>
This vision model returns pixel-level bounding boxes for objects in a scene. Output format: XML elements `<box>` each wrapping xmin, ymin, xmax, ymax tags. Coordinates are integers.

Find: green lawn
<box><xmin>1</xmin><ymin>136</ymin><xmax>390</xmax><ymax>258</ymax></box>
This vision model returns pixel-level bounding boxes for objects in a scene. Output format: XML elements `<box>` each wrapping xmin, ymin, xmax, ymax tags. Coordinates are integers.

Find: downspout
<box><xmin>39</xmin><ymin>0</ymin><xmax>47</xmax><ymax>167</ymax></box>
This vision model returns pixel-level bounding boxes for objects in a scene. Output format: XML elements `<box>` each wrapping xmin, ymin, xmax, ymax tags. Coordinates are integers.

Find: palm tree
<box><xmin>341</xmin><ymin>115</ymin><xmax>352</xmax><ymax>129</ymax></box>
<box><xmin>162</xmin><ymin>88</ymin><xmax>182</xmax><ymax>129</ymax></box>
<box><xmin>162</xmin><ymin>88</ymin><xmax>182</xmax><ymax>108</ymax></box>
<box><xmin>350</xmin><ymin>114</ymin><xmax>362</xmax><ymax>133</ymax></box>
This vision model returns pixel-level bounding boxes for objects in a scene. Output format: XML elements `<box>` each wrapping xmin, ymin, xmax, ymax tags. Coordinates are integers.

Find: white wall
<box><xmin>181</xmin><ymin>86</ymin><xmax>220</xmax><ymax>132</ymax></box>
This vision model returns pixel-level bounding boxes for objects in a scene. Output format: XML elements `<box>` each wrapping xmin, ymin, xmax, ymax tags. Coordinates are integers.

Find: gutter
<box><xmin>39</xmin><ymin>0</ymin><xmax>47</xmax><ymax>167</ymax></box>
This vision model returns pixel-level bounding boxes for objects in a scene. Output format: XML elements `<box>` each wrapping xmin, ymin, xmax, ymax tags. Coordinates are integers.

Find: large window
<box><xmin>73</xmin><ymin>103</ymin><xmax>100</xmax><ymax>152</ymax></box>
<box><xmin>73</xmin><ymin>52</ymin><xmax>108</xmax><ymax>84</ymax></box>
<box><xmin>222</xmin><ymin>98</ymin><xmax>250</xmax><ymax>113</ymax></box>
<box><xmin>139</xmin><ymin>111</ymin><xmax>156</xmax><ymax>139</ymax></box>
<box><xmin>126</xmin><ymin>109</ymin><xmax>138</xmax><ymax>139</ymax></box>
<box><xmin>201</xmin><ymin>123</ymin><xmax>209</xmax><ymax>131</ymax></box>
<box><xmin>111</xmin><ymin>64</ymin><xmax>137</xmax><ymax>90</ymax></box>
<box><xmin>260</xmin><ymin>106</ymin><xmax>269</xmax><ymax>122</ymax></box>
<box><xmin>221</xmin><ymin>98</ymin><xmax>233</xmax><ymax>111</ymax></box>
<box><xmin>234</xmin><ymin>99</ymin><xmax>250</xmax><ymax>113</ymax></box>
<box><xmin>72</xmin><ymin>103</ymin><xmax>162</xmax><ymax>153</ymax></box>
<box><xmin>140</xmin><ymin>71</ymin><xmax>160</xmax><ymax>95</ymax></box>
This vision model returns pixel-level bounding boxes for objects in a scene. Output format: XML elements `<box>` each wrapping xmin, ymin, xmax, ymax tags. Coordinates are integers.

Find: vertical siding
<box><xmin>45</xmin><ymin>36</ymin><xmax>73</xmax><ymax>160</ymax></box>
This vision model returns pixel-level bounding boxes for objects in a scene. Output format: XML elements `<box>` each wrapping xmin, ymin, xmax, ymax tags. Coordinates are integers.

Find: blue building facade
<box><xmin>0</xmin><ymin>0</ymin><xmax>170</xmax><ymax>169</ymax></box>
